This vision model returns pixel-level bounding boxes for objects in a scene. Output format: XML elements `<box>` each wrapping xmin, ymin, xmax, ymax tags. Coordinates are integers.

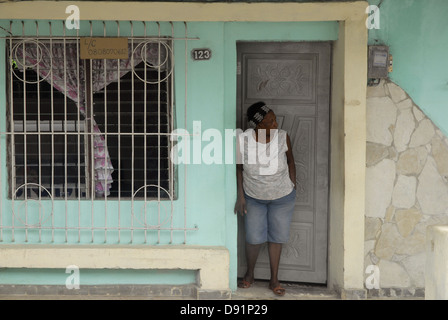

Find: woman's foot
<box><xmin>269</xmin><ymin>281</ymin><xmax>286</xmax><ymax>296</ymax></box>
<box><xmin>238</xmin><ymin>275</ymin><xmax>254</xmax><ymax>289</ymax></box>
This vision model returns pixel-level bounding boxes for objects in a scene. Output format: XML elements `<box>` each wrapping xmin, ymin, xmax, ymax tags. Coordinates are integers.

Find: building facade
<box><xmin>0</xmin><ymin>0</ymin><xmax>446</xmax><ymax>299</ymax></box>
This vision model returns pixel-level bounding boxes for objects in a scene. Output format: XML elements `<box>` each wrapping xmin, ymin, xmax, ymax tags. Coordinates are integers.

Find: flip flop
<box><xmin>237</xmin><ymin>279</ymin><xmax>254</xmax><ymax>289</ymax></box>
<box><xmin>270</xmin><ymin>285</ymin><xmax>286</xmax><ymax>296</ymax></box>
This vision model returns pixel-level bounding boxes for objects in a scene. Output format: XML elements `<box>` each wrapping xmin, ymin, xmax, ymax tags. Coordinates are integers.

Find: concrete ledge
<box><xmin>0</xmin><ymin>284</ymin><xmax>234</xmax><ymax>300</ymax></box>
<box><xmin>426</xmin><ymin>225</ymin><xmax>448</xmax><ymax>300</ymax></box>
<box><xmin>338</xmin><ymin>288</ymin><xmax>367</xmax><ymax>300</ymax></box>
<box><xmin>196</xmin><ymin>289</ymin><xmax>232</xmax><ymax>300</ymax></box>
<box><xmin>0</xmin><ymin>284</ymin><xmax>197</xmax><ymax>299</ymax></box>
<box><xmin>0</xmin><ymin>245</ymin><xmax>230</xmax><ymax>293</ymax></box>
<box><xmin>367</xmin><ymin>287</ymin><xmax>425</xmax><ymax>299</ymax></box>
<box><xmin>0</xmin><ymin>1</ymin><xmax>369</xmax><ymax>22</ymax></box>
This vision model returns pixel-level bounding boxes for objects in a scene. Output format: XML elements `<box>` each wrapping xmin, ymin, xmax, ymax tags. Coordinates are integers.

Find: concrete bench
<box><xmin>0</xmin><ymin>244</ymin><xmax>230</xmax><ymax>298</ymax></box>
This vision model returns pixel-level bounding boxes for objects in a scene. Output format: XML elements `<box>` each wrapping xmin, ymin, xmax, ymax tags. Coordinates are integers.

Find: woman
<box><xmin>234</xmin><ymin>101</ymin><xmax>296</xmax><ymax>296</ymax></box>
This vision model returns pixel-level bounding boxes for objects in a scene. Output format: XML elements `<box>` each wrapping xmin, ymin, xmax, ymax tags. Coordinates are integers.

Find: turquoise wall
<box><xmin>0</xmin><ymin>19</ymin><xmax>338</xmax><ymax>290</ymax></box>
<box><xmin>368</xmin><ymin>0</ymin><xmax>448</xmax><ymax>136</ymax></box>
<box><xmin>0</xmin><ymin>20</ymin><xmax>222</xmax><ymax>247</ymax></box>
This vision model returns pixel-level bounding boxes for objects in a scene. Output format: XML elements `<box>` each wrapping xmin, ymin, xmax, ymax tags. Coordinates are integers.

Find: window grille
<box><xmin>11</xmin><ymin>65</ymin><xmax>88</xmax><ymax>200</ymax></box>
<box><xmin>0</xmin><ymin>20</ymin><xmax>197</xmax><ymax>244</ymax></box>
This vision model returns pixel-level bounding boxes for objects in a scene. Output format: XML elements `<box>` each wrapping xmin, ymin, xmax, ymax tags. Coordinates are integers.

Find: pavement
<box><xmin>0</xmin><ymin>281</ymin><xmax>423</xmax><ymax>300</ymax></box>
<box><xmin>231</xmin><ymin>281</ymin><xmax>339</xmax><ymax>300</ymax></box>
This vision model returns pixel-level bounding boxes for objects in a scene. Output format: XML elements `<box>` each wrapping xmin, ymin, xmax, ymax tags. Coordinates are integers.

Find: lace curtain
<box><xmin>13</xmin><ymin>40</ymin><xmax>167</xmax><ymax>197</ymax></box>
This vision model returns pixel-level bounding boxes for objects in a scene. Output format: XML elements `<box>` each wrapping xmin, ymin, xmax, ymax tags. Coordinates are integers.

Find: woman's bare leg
<box><xmin>268</xmin><ymin>242</ymin><xmax>285</xmax><ymax>295</ymax></box>
<box><xmin>240</xmin><ymin>243</ymin><xmax>262</xmax><ymax>286</ymax></box>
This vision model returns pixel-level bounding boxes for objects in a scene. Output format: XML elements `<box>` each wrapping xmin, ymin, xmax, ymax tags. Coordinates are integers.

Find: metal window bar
<box><xmin>0</xmin><ymin>20</ymin><xmax>198</xmax><ymax>244</ymax></box>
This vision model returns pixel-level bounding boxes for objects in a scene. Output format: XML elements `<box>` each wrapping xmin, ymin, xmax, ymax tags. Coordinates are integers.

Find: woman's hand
<box><xmin>235</xmin><ymin>164</ymin><xmax>247</xmax><ymax>216</ymax></box>
<box><xmin>234</xmin><ymin>196</ymin><xmax>247</xmax><ymax>216</ymax></box>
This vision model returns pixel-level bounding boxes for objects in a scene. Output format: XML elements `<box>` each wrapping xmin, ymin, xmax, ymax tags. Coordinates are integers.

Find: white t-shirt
<box><xmin>238</xmin><ymin>128</ymin><xmax>294</xmax><ymax>200</ymax></box>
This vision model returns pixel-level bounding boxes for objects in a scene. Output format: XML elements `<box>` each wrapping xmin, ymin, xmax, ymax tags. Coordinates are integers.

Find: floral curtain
<box><xmin>13</xmin><ymin>40</ymin><xmax>167</xmax><ymax>197</ymax></box>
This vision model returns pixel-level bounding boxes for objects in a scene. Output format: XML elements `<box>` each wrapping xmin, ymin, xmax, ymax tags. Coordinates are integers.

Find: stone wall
<box><xmin>365</xmin><ymin>80</ymin><xmax>448</xmax><ymax>296</ymax></box>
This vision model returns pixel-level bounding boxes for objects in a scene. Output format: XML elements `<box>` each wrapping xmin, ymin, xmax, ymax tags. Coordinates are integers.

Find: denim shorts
<box><xmin>244</xmin><ymin>189</ymin><xmax>296</xmax><ymax>245</ymax></box>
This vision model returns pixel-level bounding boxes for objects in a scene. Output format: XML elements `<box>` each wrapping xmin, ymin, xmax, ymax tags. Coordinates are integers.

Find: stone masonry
<box><xmin>365</xmin><ymin>80</ymin><xmax>448</xmax><ymax>296</ymax></box>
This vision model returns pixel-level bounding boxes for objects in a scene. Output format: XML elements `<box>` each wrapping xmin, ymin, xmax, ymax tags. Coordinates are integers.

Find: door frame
<box><xmin>224</xmin><ymin>18</ymin><xmax>367</xmax><ymax>295</ymax></box>
<box><xmin>235</xmin><ymin>41</ymin><xmax>331</xmax><ymax>284</ymax></box>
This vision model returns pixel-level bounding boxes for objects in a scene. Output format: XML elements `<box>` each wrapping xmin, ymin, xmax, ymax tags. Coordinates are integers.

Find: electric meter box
<box><xmin>368</xmin><ymin>45</ymin><xmax>390</xmax><ymax>79</ymax></box>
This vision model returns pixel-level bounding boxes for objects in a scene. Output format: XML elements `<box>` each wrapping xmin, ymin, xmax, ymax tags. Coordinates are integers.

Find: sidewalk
<box><xmin>0</xmin><ymin>281</ymin><xmax>424</xmax><ymax>300</ymax></box>
<box><xmin>231</xmin><ymin>281</ymin><xmax>339</xmax><ymax>300</ymax></box>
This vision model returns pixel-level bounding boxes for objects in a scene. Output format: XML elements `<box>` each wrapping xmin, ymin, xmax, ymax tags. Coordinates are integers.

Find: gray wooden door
<box><xmin>236</xmin><ymin>42</ymin><xmax>331</xmax><ymax>284</ymax></box>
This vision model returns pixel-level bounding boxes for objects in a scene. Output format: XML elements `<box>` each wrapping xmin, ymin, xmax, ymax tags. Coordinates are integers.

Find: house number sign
<box><xmin>192</xmin><ymin>48</ymin><xmax>212</xmax><ymax>61</ymax></box>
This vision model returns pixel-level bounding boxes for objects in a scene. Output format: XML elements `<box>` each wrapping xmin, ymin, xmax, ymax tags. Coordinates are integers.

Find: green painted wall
<box><xmin>0</xmin><ymin>268</ymin><xmax>197</xmax><ymax>285</ymax></box>
<box><xmin>368</xmin><ymin>0</ymin><xmax>448</xmax><ymax>136</ymax></box>
<box><xmin>0</xmin><ymin>20</ymin><xmax>226</xmax><ymax>286</ymax></box>
<box><xmin>0</xmin><ymin>19</ymin><xmax>338</xmax><ymax>290</ymax></box>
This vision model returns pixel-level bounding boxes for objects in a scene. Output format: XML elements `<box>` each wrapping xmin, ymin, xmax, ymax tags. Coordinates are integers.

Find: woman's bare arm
<box><xmin>286</xmin><ymin>134</ymin><xmax>296</xmax><ymax>190</ymax></box>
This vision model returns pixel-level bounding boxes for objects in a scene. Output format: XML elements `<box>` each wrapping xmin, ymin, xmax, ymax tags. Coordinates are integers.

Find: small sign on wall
<box><xmin>191</xmin><ymin>48</ymin><xmax>212</xmax><ymax>61</ymax></box>
<box><xmin>80</xmin><ymin>37</ymin><xmax>128</xmax><ymax>60</ymax></box>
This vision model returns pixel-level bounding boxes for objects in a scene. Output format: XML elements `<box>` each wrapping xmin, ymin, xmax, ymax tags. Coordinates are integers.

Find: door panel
<box><xmin>236</xmin><ymin>42</ymin><xmax>331</xmax><ymax>284</ymax></box>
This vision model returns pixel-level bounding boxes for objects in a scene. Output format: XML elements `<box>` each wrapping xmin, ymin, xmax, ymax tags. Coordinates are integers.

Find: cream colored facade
<box><xmin>0</xmin><ymin>1</ymin><xmax>368</xmax><ymax>297</ymax></box>
<box><xmin>426</xmin><ymin>226</ymin><xmax>448</xmax><ymax>299</ymax></box>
